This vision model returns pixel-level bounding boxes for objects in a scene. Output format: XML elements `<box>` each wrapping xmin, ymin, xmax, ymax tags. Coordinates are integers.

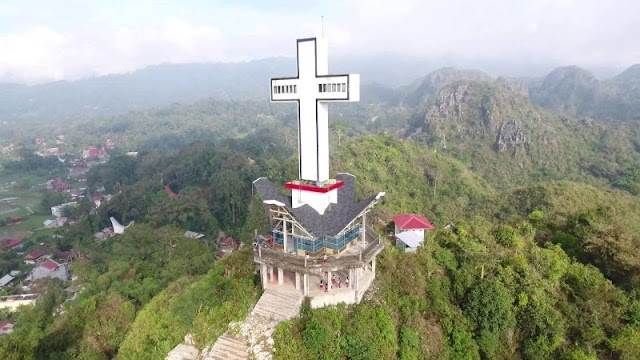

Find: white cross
<box><xmin>270</xmin><ymin>37</ymin><xmax>360</xmax><ymax>184</ymax></box>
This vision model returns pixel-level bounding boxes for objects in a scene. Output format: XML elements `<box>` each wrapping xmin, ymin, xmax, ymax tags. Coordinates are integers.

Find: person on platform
<box><xmin>338</xmin><ymin>277</ymin><xmax>342</xmax><ymax>288</ymax></box>
<box><xmin>332</xmin><ymin>274</ymin><xmax>336</xmax><ymax>285</ymax></box>
<box><xmin>320</xmin><ymin>280</ymin><xmax>324</xmax><ymax>290</ymax></box>
<box><xmin>323</xmin><ymin>254</ymin><xmax>327</xmax><ymax>264</ymax></box>
<box><xmin>346</xmin><ymin>277</ymin><xmax>349</xmax><ymax>288</ymax></box>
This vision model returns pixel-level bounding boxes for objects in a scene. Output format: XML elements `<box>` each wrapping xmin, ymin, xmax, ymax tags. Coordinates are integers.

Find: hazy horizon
<box><xmin>1</xmin><ymin>0</ymin><xmax>638</xmax><ymax>84</ymax></box>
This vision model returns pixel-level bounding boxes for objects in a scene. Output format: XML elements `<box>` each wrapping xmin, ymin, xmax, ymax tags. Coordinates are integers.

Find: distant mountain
<box><xmin>529</xmin><ymin>64</ymin><xmax>640</xmax><ymax>121</ymax></box>
<box><xmin>0</xmin><ymin>59</ymin><xmax>295</xmax><ymax>124</ymax></box>
<box><xmin>399</xmin><ymin>67</ymin><xmax>492</xmax><ymax>107</ymax></box>
<box><xmin>407</xmin><ymin>79</ymin><xmax>640</xmax><ymax>188</ymax></box>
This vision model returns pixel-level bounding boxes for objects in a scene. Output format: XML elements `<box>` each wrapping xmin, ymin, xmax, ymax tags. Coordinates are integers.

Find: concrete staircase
<box><xmin>250</xmin><ymin>287</ymin><xmax>303</xmax><ymax>321</ymax></box>
<box><xmin>201</xmin><ymin>333</ymin><xmax>249</xmax><ymax>360</ymax></box>
<box><xmin>195</xmin><ymin>287</ymin><xmax>303</xmax><ymax>360</ymax></box>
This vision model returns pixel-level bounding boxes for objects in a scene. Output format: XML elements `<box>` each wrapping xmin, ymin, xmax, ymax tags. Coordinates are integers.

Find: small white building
<box><xmin>392</xmin><ymin>214</ymin><xmax>434</xmax><ymax>252</ymax></box>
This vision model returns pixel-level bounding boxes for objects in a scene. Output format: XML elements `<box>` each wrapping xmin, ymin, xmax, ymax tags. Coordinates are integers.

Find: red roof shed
<box><xmin>391</xmin><ymin>214</ymin><xmax>434</xmax><ymax>230</ymax></box>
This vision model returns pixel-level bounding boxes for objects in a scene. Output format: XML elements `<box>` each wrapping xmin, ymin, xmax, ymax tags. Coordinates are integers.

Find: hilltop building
<box><xmin>253</xmin><ymin>37</ymin><xmax>384</xmax><ymax>309</ymax></box>
<box><xmin>392</xmin><ymin>213</ymin><xmax>434</xmax><ymax>252</ymax></box>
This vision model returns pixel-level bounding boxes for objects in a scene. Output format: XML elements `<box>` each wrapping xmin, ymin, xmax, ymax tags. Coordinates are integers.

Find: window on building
<box><xmin>341</xmin><ymin>83</ymin><xmax>346</xmax><ymax>92</ymax></box>
<box><xmin>332</xmin><ymin>84</ymin><xmax>336</xmax><ymax>92</ymax></box>
<box><xmin>288</xmin><ymin>85</ymin><xmax>292</xmax><ymax>93</ymax></box>
<box><xmin>273</xmin><ymin>86</ymin><xmax>277</xmax><ymax>94</ymax></box>
<box><xmin>293</xmin><ymin>85</ymin><xmax>297</xmax><ymax>93</ymax></box>
<box><xmin>322</xmin><ymin>84</ymin><xmax>327</xmax><ymax>92</ymax></box>
<box><xmin>318</xmin><ymin>84</ymin><xmax>322</xmax><ymax>92</ymax></box>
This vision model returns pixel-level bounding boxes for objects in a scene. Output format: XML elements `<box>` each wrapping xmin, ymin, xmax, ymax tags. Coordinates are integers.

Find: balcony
<box><xmin>271</xmin><ymin>226</ymin><xmax>362</xmax><ymax>253</ymax></box>
<box><xmin>254</xmin><ymin>226</ymin><xmax>383</xmax><ymax>273</ymax></box>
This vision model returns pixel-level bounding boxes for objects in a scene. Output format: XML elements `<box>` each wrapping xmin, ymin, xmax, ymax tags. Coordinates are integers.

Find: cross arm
<box><xmin>271</xmin><ymin>78</ymin><xmax>300</xmax><ymax>102</ymax></box>
<box><xmin>316</xmin><ymin>74</ymin><xmax>360</xmax><ymax>102</ymax></box>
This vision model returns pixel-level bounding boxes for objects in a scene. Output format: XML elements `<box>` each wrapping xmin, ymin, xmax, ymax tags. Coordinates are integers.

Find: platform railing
<box><xmin>255</xmin><ymin>230</ymin><xmax>383</xmax><ymax>269</ymax></box>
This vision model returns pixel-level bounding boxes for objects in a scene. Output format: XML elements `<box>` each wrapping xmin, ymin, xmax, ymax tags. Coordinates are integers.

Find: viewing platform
<box><xmin>254</xmin><ymin>227</ymin><xmax>382</xmax><ymax>308</ymax></box>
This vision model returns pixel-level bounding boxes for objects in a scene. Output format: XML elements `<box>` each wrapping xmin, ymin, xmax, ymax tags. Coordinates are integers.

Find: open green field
<box><xmin>0</xmin><ymin>170</ymin><xmax>48</xmax><ymax>239</ymax></box>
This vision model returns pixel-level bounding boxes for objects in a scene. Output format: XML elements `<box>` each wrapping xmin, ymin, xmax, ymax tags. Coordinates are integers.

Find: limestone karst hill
<box><xmin>405</xmin><ymin>80</ymin><xmax>640</xmax><ymax>190</ymax></box>
<box><xmin>529</xmin><ymin>64</ymin><xmax>640</xmax><ymax>121</ymax></box>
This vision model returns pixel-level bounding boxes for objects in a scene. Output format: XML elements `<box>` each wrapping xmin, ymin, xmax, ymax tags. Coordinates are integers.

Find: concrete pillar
<box><xmin>295</xmin><ymin>272</ymin><xmax>300</xmax><ymax>290</ymax></box>
<box><xmin>283</xmin><ymin>220</ymin><xmax>288</xmax><ymax>253</ymax></box>
<box><xmin>327</xmin><ymin>270</ymin><xmax>332</xmax><ymax>292</ymax></box>
<box><xmin>303</xmin><ymin>274</ymin><xmax>309</xmax><ymax>296</ymax></box>
<box><xmin>261</xmin><ymin>264</ymin><xmax>268</xmax><ymax>290</ymax></box>
<box><xmin>362</xmin><ymin>212</ymin><xmax>367</xmax><ymax>248</ymax></box>
<box><xmin>278</xmin><ymin>268</ymin><xmax>284</xmax><ymax>285</ymax></box>
<box><xmin>372</xmin><ymin>258</ymin><xmax>376</xmax><ymax>274</ymax></box>
<box><xmin>355</xmin><ymin>268</ymin><xmax>361</xmax><ymax>291</ymax></box>
<box><xmin>269</xmin><ymin>266</ymin><xmax>274</xmax><ymax>282</ymax></box>
<box><xmin>348</xmin><ymin>269</ymin><xmax>354</xmax><ymax>289</ymax></box>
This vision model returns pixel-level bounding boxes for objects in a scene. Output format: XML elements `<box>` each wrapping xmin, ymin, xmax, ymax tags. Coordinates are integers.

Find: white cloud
<box><xmin>0</xmin><ymin>0</ymin><xmax>639</xmax><ymax>83</ymax></box>
<box><xmin>0</xmin><ymin>18</ymin><xmax>224</xmax><ymax>83</ymax></box>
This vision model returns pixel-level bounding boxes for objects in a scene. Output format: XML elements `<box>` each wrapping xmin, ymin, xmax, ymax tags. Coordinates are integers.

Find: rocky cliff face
<box><xmin>407</xmin><ymin>79</ymin><xmax>595</xmax><ymax>187</ymax></box>
<box><xmin>495</xmin><ymin>121</ymin><xmax>526</xmax><ymax>151</ymax></box>
<box><xmin>401</xmin><ymin>67</ymin><xmax>492</xmax><ymax>107</ymax></box>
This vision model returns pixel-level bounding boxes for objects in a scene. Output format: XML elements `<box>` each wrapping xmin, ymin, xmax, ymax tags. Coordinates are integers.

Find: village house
<box><xmin>82</xmin><ymin>146</ymin><xmax>107</xmax><ymax>160</ymax></box>
<box><xmin>24</xmin><ymin>249</ymin><xmax>47</xmax><ymax>264</ymax></box>
<box><xmin>184</xmin><ymin>231</ymin><xmax>205</xmax><ymax>239</ymax></box>
<box><xmin>30</xmin><ymin>259</ymin><xmax>70</xmax><ymax>282</ymax></box>
<box><xmin>51</xmin><ymin>202</ymin><xmax>77</xmax><ymax>218</ymax></box>
<box><xmin>9</xmin><ymin>215</ymin><xmax>22</xmax><ymax>224</ymax></box>
<box><xmin>43</xmin><ymin>218</ymin><xmax>65</xmax><ymax>229</ymax></box>
<box><xmin>0</xmin><ymin>319</ymin><xmax>15</xmax><ymax>335</ymax></box>
<box><xmin>0</xmin><ymin>238</ymin><xmax>22</xmax><ymax>251</ymax></box>
<box><xmin>217</xmin><ymin>237</ymin><xmax>239</xmax><ymax>257</ymax></box>
<box><xmin>47</xmin><ymin>178</ymin><xmax>69</xmax><ymax>192</ymax></box>
<box><xmin>0</xmin><ymin>274</ymin><xmax>14</xmax><ymax>288</ymax></box>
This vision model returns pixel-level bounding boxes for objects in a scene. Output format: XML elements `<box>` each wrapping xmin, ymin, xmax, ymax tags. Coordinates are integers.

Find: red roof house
<box><xmin>392</xmin><ymin>214</ymin><xmax>434</xmax><ymax>252</ymax></box>
<box><xmin>24</xmin><ymin>249</ymin><xmax>47</xmax><ymax>261</ymax></box>
<box><xmin>55</xmin><ymin>249</ymin><xmax>71</xmax><ymax>261</ymax></box>
<box><xmin>41</xmin><ymin>259</ymin><xmax>60</xmax><ymax>271</ymax></box>
<box><xmin>1</xmin><ymin>238</ymin><xmax>22</xmax><ymax>249</ymax></box>
<box><xmin>9</xmin><ymin>215</ymin><xmax>22</xmax><ymax>224</ymax></box>
<box><xmin>221</xmin><ymin>237</ymin><xmax>238</xmax><ymax>249</ymax></box>
<box><xmin>391</xmin><ymin>214</ymin><xmax>434</xmax><ymax>230</ymax></box>
<box><xmin>0</xmin><ymin>319</ymin><xmax>15</xmax><ymax>334</ymax></box>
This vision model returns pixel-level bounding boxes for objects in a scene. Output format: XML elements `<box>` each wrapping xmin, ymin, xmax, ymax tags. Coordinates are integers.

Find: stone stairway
<box><xmin>201</xmin><ymin>333</ymin><xmax>249</xmax><ymax>360</ymax></box>
<box><xmin>250</xmin><ymin>287</ymin><xmax>303</xmax><ymax>321</ymax></box>
<box><xmin>195</xmin><ymin>287</ymin><xmax>303</xmax><ymax>360</ymax></box>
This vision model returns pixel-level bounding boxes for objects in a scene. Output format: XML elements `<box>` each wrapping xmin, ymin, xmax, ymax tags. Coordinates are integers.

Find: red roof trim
<box><xmin>285</xmin><ymin>181</ymin><xmax>344</xmax><ymax>193</ymax></box>
<box><xmin>392</xmin><ymin>214</ymin><xmax>434</xmax><ymax>230</ymax></box>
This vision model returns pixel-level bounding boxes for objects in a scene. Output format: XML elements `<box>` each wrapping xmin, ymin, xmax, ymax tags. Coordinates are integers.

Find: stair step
<box><xmin>204</xmin><ymin>333</ymin><xmax>249</xmax><ymax>360</ymax></box>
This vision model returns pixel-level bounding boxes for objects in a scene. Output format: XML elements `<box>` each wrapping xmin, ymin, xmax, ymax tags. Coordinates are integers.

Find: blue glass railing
<box><xmin>271</xmin><ymin>226</ymin><xmax>361</xmax><ymax>253</ymax></box>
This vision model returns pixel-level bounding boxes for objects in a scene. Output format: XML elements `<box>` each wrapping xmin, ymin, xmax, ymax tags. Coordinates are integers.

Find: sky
<box><xmin>0</xmin><ymin>0</ymin><xmax>639</xmax><ymax>84</ymax></box>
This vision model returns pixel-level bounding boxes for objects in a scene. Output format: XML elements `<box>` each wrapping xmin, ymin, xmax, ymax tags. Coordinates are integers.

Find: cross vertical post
<box><xmin>270</xmin><ymin>37</ymin><xmax>360</xmax><ymax>185</ymax></box>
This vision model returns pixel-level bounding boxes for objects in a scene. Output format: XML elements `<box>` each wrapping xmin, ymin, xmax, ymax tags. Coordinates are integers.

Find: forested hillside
<box><xmin>1</xmin><ymin>61</ymin><xmax>639</xmax><ymax>359</ymax></box>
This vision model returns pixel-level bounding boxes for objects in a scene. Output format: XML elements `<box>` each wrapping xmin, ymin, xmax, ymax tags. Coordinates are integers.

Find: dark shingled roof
<box><xmin>253</xmin><ymin>174</ymin><xmax>378</xmax><ymax>237</ymax></box>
